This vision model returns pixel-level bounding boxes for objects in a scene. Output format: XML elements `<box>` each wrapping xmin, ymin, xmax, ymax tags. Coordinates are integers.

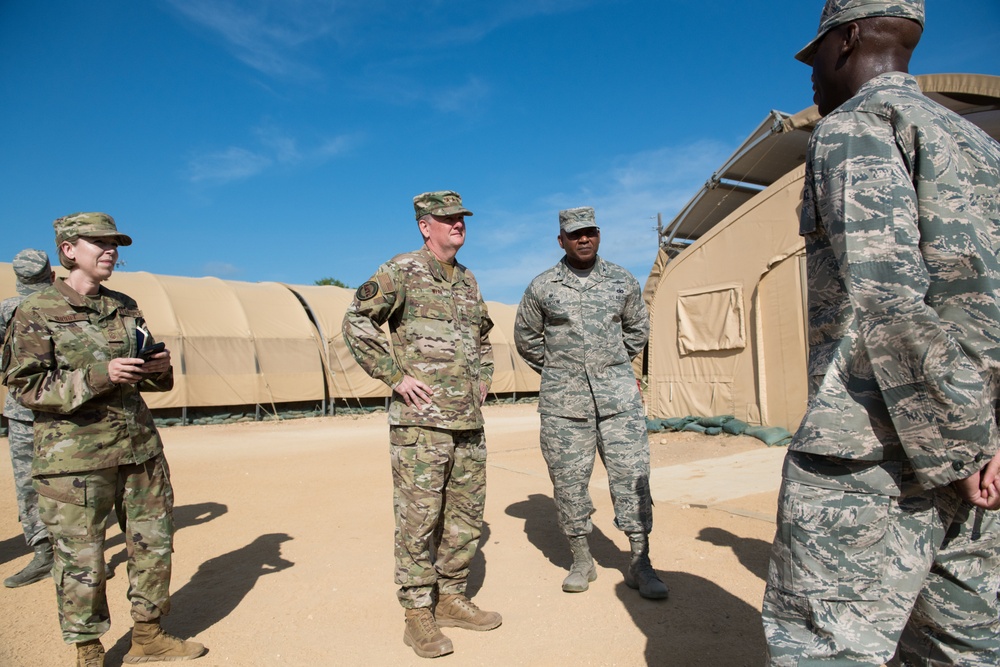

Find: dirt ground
<box><xmin>0</xmin><ymin>403</ymin><xmax>781</xmax><ymax>666</ymax></box>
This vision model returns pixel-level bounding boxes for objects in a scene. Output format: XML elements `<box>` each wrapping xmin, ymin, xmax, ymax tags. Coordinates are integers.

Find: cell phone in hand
<box><xmin>140</xmin><ymin>342</ymin><xmax>166</xmax><ymax>359</ymax></box>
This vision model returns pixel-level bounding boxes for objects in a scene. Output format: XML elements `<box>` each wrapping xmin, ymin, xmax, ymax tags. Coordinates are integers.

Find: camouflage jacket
<box><xmin>794</xmin><ymin>72</ymin><xmax>1000</xmax><ymax>492</ymax></box>
<box><xmin>514</xmin><ymin>255</ymin><xmax>648</xmax><ymax>419</ymax></box>
<box><xmin>1</xmin><ymin>294</ymin><xmax>33</xmax><ymax>421</ymax></box>
<box><xmin>342</xmin><ymin>245</ymin><xmax>494</xmax><ymax>429</ymax></box>
<box><xmin>2</xmin><ymin>279</ymin><xmax>172</xmax><ymax>476</ymax></box>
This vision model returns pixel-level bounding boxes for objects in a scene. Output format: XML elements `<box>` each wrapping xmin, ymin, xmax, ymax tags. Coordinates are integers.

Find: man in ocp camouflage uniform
<box><xmin>762</xmin><ymin>1</ymin><xmax>1000</xmax><ymax>665</ymax></box>
<box><xmin>1</xmin><ymin>249</ymin><xmax>54</xmax><ymax>588</ymax></box>
<box><xmin>342</xmin><ymin>190</ymin><xmax>501</xmax><ymax>660</ymax></box>
<box><xmin>514</xmin><ymin>207</ymin><xmax>667</xmax><ymax>600</ymax></box>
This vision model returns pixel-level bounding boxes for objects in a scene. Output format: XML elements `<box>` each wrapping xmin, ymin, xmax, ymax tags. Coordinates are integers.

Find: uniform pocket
<box><xmin>778</xmin><ymin>481</ymin><xmax>890</xmax><ymax>600</ymax></box>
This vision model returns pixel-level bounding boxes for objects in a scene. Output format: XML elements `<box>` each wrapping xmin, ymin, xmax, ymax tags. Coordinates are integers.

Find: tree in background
<box><xmin>315</xmin><ymin>277</ymin><xmax>349</xmax><ymax>288</ymax></box>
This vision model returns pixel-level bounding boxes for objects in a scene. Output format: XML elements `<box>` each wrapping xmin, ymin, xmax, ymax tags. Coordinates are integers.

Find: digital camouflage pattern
<box><xmin>2</xmin><ymin>273</ymin><xmax>53</xmax><ymax>549</ymax></box>
<box><xmin>515</xmin><ymin>255</ymin><xmax>652</xmax><ymax>537</ymax></box>
<box><xmin>2</xmin><ymin>293</ymin><xmax>37</xmax><ymax>422</ymax></box>
<box><xmin>6</xmin><ymin>417</ymin><xmax>49</xmax><ymax>547</ymax></box>
<box><xmin>38</xmin><ymin>455</ymin><xmax>173</xmax><ymax>644</ymax></box>
<box><xmin>390</xmin><ymin>426</ymin><xmax>486</xmax><ymax>608</ymax></box>
<box><xmin>514</xmin><ymin>255</ymin><xmax>647</xmax><ymax>419</ymax></box>
<box><xmin>558</xmin><ymin>206</ymin><xmax>596</xmax><ymax>233</ymax></box>
<box><xmin>764</xmin><ymin>72</ymin><xmax>1000</xmax><ymax>664</ymax></box>
<box><xmin>789</xmin><ymin>73</ymin><xmax>1000</xmax><ymax>491</ymax></box>
<box><xmin>342</xmin><ymin>244</ymin><xmax>494</xmax><ymax>430</ymax></box>
<box><xmin>796</xmin><ymin>0</ymin><xmax>925</xmax><ymax>63</ymax></box>
<box><xmin>11</xmin><ymin>248</ymin><xmax>51</xmax><ymax>297</ymax></box>
<box><xmin>3</xmin><ymin>279</ymin><xmax>173</xmax><ymax>476</ymax></box>
<box><xmin>539</xmin><ymin>409</ymin><xmax>652</xmax><ymax>536</ymax></box>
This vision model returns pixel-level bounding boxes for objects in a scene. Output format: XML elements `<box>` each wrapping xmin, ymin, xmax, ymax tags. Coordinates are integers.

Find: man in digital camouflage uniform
<box><xmin>762</xmin><ymin>1</ymin><xmax>1000</xmax><ymax>664</ymax></box>
<box><xmin>1</xmin><ymin>249</ymin><xmax>55</xmax><ymax>588</ymax></box>
<box><xmin>342</xmin><ymin>190</ymin><xmax>501</xmax><ymax>659</ymax></box>
<box><xmin>514</xmin><ymin>207</ymin><xmax>667</xmax><ymax>600</ymax></box>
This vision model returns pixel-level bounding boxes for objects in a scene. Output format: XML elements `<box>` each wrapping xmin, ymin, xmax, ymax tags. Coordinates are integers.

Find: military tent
<box><xmin>643</xmin><ymin>73</ymin><xmax>1000</xmax><ymax>430</ymax></box>
<box><xmin>0</xmin><ymin>269</ymin><xmax>539</xmax><ymax>417</ymax></box>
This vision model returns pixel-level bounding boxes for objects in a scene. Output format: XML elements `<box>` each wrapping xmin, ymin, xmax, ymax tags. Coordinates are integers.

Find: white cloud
<box><xmin>471</xmin><ymin>139</ymin><xmax>735</xmax><ymax>303</ymax></box>
<box><xmin>200</xmin><ymin>261</ymin><xmax>243</xmax><ymax>277</ymax></box>
<box><xmin>187</xmin><ymin>147</ymin><xmax>273</xmax><ymax>184</ymax></box>
<box><xmin>185</xmin><ymin>125</ymin><xmax>358</xmax><ymax>185</ymax></box>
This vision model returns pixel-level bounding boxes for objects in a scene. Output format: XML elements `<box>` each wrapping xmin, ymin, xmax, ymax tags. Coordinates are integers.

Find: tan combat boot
<box><xmin>123</xmin><ymin>620</ymin><xmax>206</xmax><ymax>663</ymax></box>
<box><xmin>435</xmin><ymin>593</ymin><xmax>502</xmax><ymax>631</ymax></box>
<box><xmin>562</xmin><ymin>535</ymin><xmax>597</xmax><ymax>593</ymax></box>
<box><xmin>76</xmin><ymin>639</ymin><xmax>105</xmax><ymax>667</ymax></box>
<box><xmin>403</xmin><ymin>607</ymin><xmax>454</xmax><ymax>658</ymax></box>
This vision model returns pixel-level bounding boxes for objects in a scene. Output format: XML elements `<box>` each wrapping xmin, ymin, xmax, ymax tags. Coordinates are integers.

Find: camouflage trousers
<box><xmin>36</xmin><ymin>454</ymin><xmax>175</xmax><ymax>644</ymax></box>
<box><xmin>7</xmin><ymin>417</ymin><xmax>49</xmax><ymax>547</ymax></box>
<box><xmin>763</xmin><ymin>454</ymin><xmax>1000</xmax><ymax>666</ymax></box>
<box><xmin>539</xmin><ymin>408</ymin><xmax>652</xmax><ymax>537</ymax></box>
<box><xmin>389</xmin><ymin>425</ymin><xmax>487</xmax><ymax>609</ymax></box>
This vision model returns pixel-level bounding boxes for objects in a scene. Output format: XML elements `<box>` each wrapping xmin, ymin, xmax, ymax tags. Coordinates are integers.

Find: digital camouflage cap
<box><xmin>53</xmin><ymin>212</ymin><xmax>133</xmax><ymax>247</ymax></box>
<box><xmin>413</xmin><ymin>190</ymin><xmax>473</xmax><ymax>220</ymax></box>
<box><xmin>796</xmin><ymin>0</ymin><xmax>924</xmax><ymax>64</ymax></box>
<box><xmin>559</xmin><ymin>206</ymin><xmax>597</xmax><ymax>234</ymax></box>
<box><xmin>12</xmin><ymin>248</ymin><xmax>53</xmax><ymax>296</ymax></box>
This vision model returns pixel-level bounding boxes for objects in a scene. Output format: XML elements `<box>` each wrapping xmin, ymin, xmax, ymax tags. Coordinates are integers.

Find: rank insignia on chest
<box><xmin>356</xmin><ymin>281</ymin><xmax>379</xmax><ymax>301</ymax></box>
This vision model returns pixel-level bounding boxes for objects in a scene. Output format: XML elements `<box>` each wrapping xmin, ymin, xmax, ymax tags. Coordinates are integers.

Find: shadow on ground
<box><xmin>104</xmin><ymin>532</ymin><xmax>294</xmax><ymax>664</ymax></box>
<box><xmin>106</xmin><ymin>502</ymin><xmax>229</xmax><ymax>579</ymax></box>
<box><xmin>505</xmin><ymin>493</ymin><xmax>626</xmax><ymax>572</ymax></box>
<box><xmin>507</xmin><ymin>494</ymin><xmax>772</xmax><ymax>666</ymax></box>
<box><xmin>696</xmin><ymin>527</ymin><xmax>771</xmax><ymax>582</ymax></box>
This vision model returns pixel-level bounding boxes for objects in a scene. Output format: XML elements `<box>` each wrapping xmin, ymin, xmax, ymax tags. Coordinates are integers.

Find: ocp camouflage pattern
<box><xmin>791</xmin><ymin>73</ymin><xmax>1000</xmax><ymax>492</ymax></box>
<box><xmin>389</xmin><ymin>426</ymin><xmax>486</xmax><ymax>608</ymax></box>
<box><xmin>514</xmin><ymin>255</ymin><xmax>647</xmax><ymax>419</ymax></box>
<box><xmin>2</xmin><ymin>279</ymin><xmax>173</xmax><ymax>476</ymax></box>
<box><xmin>38</xmin><ymin>455</ymin><xmax>174</xmax><ymax>643</ymax></box>
<box><xmin>342</xmin><ymin>244</ymin><xmax>494</xmax><ymax>429</ymax></box>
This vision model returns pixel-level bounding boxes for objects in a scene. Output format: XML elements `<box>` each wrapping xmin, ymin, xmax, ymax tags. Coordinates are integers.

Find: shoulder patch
<box><xmin>356</xmin><ymin>281</ymin><xmax>380</xmax><ymax>301</ymax></box>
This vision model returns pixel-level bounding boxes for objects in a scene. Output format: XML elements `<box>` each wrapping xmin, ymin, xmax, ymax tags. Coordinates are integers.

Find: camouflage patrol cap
<box><xmin>12</xmin><ymin>248</ymin><xmax>53</xmax><ymax>296</ymax></box>
<box><xmin>53</xmin><ymin>212</ymin><xmax>133</xmax><ymax>247</ymax></box>
<box><xmin>413</xmin><ymin>191</ymin><xmax>473</xmax><ymax>220</ymax></box>
<box><xmin>559</xmin><ymin>207</ymin><xmax>597</xmax><ymax>234</ymax></box>
<box><xmin>796</xmin><ymin>0</ymin><xmax>924</xmax><ymax>64</ymax></box>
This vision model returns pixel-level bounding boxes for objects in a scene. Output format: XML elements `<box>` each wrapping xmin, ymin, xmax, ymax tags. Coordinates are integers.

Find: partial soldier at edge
<box><xmin>1</xmin><ymin>249</ymin><xmax>55</xmax><ymax>588</ymax></box>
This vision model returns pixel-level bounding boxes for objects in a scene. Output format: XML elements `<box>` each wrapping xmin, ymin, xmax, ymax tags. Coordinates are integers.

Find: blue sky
<box><xmin>2</xmin><ymin>1</ymin><xmax>998</xmax><ymax>304</ymax></box>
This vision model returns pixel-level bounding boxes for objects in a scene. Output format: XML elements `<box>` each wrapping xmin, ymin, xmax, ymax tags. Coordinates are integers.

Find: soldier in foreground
<box><xmin>762</xmin><ymin>1</ymin><xmax>1000</xmax><ymax>664</ymax></box>
<box><xmin>514</xmin><ymin>207</ymin><xmax>667</xmax><ymax>599</ymax></box>
<box><xmin>3</xmin><ymin>213</ymin><xmax>206</xmax><ymax>666</ymax></box>
<box><xmin>342</xmin><ymin>191</ymin><xmax>501</xmax><ymax>659</ymax></box>
<box><xmin>1</xmin><ymin>249</ymin><xmax>55</xmax><ymax>588</ymax></box>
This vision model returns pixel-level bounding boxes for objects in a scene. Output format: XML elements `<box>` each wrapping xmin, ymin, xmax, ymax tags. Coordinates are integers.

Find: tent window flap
<box><xmin>677</xmin><ymin>283</ymin><xmax>746</xmax><ymax>354</ymax></box>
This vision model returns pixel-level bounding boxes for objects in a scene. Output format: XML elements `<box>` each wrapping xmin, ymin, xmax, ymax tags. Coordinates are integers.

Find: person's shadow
<box><xmin>104</xmin><ymin>532</ymin><xmax>294</xmax><ymax>664</ymax></box>
<box><xmin>696</xmin><ymin>527</ymin><xmax>771</xmax><ymax>582</ymax></box>
<box><xmin>466</xmin><ymin>521</ymin><xmax>491</xmax><ymax>598</ymax></box>
<box><xmin>505</xmin><ymin>493</ymin><xmax>627</xmax><ymax>576</ymax></box>
<box><xmin>106</xmin><ymin>502</ymin><xmax>228</xmax><ymax>578</ymax></box>
<box><xmin>616</xmin><ymin>572</ymin><xmax>767</xmax><ymax>666</ymax></box>
<box><xmin>619</xmin><ymin>528</ymin><xmax>773</xmax><ymax>665</ymax></box>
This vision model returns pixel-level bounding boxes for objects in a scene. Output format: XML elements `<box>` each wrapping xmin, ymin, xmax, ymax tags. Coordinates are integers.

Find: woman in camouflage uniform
<box><xmin>2</xmin><ymin>213</ymin><xmax>205</xmax><ymax>666</ymax></box>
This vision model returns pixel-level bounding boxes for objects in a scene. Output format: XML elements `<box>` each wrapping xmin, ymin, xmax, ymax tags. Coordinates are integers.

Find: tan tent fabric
<box><xmin>286</xmin><ymin>284</ymin><xmax>391</xmax><ymax>400</ymax></box>
<box><xmin>643</xmin><ymin>73</ymin><xmax>1000</xmax><ymax>430</ymax></box>
<box><xmin>0</xmin><ymin>268</ymin><xmax>537</xmax><ymax>414</ymax></box>
<box><xmin>484</xmin><ymin>301</ymin><xmax>540</xmax><ymax>395</ymax></box>
<box><xmin>646</xmin><ymin>167</ymin><xmax>807</xmax><ymax>427</ymax></box>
